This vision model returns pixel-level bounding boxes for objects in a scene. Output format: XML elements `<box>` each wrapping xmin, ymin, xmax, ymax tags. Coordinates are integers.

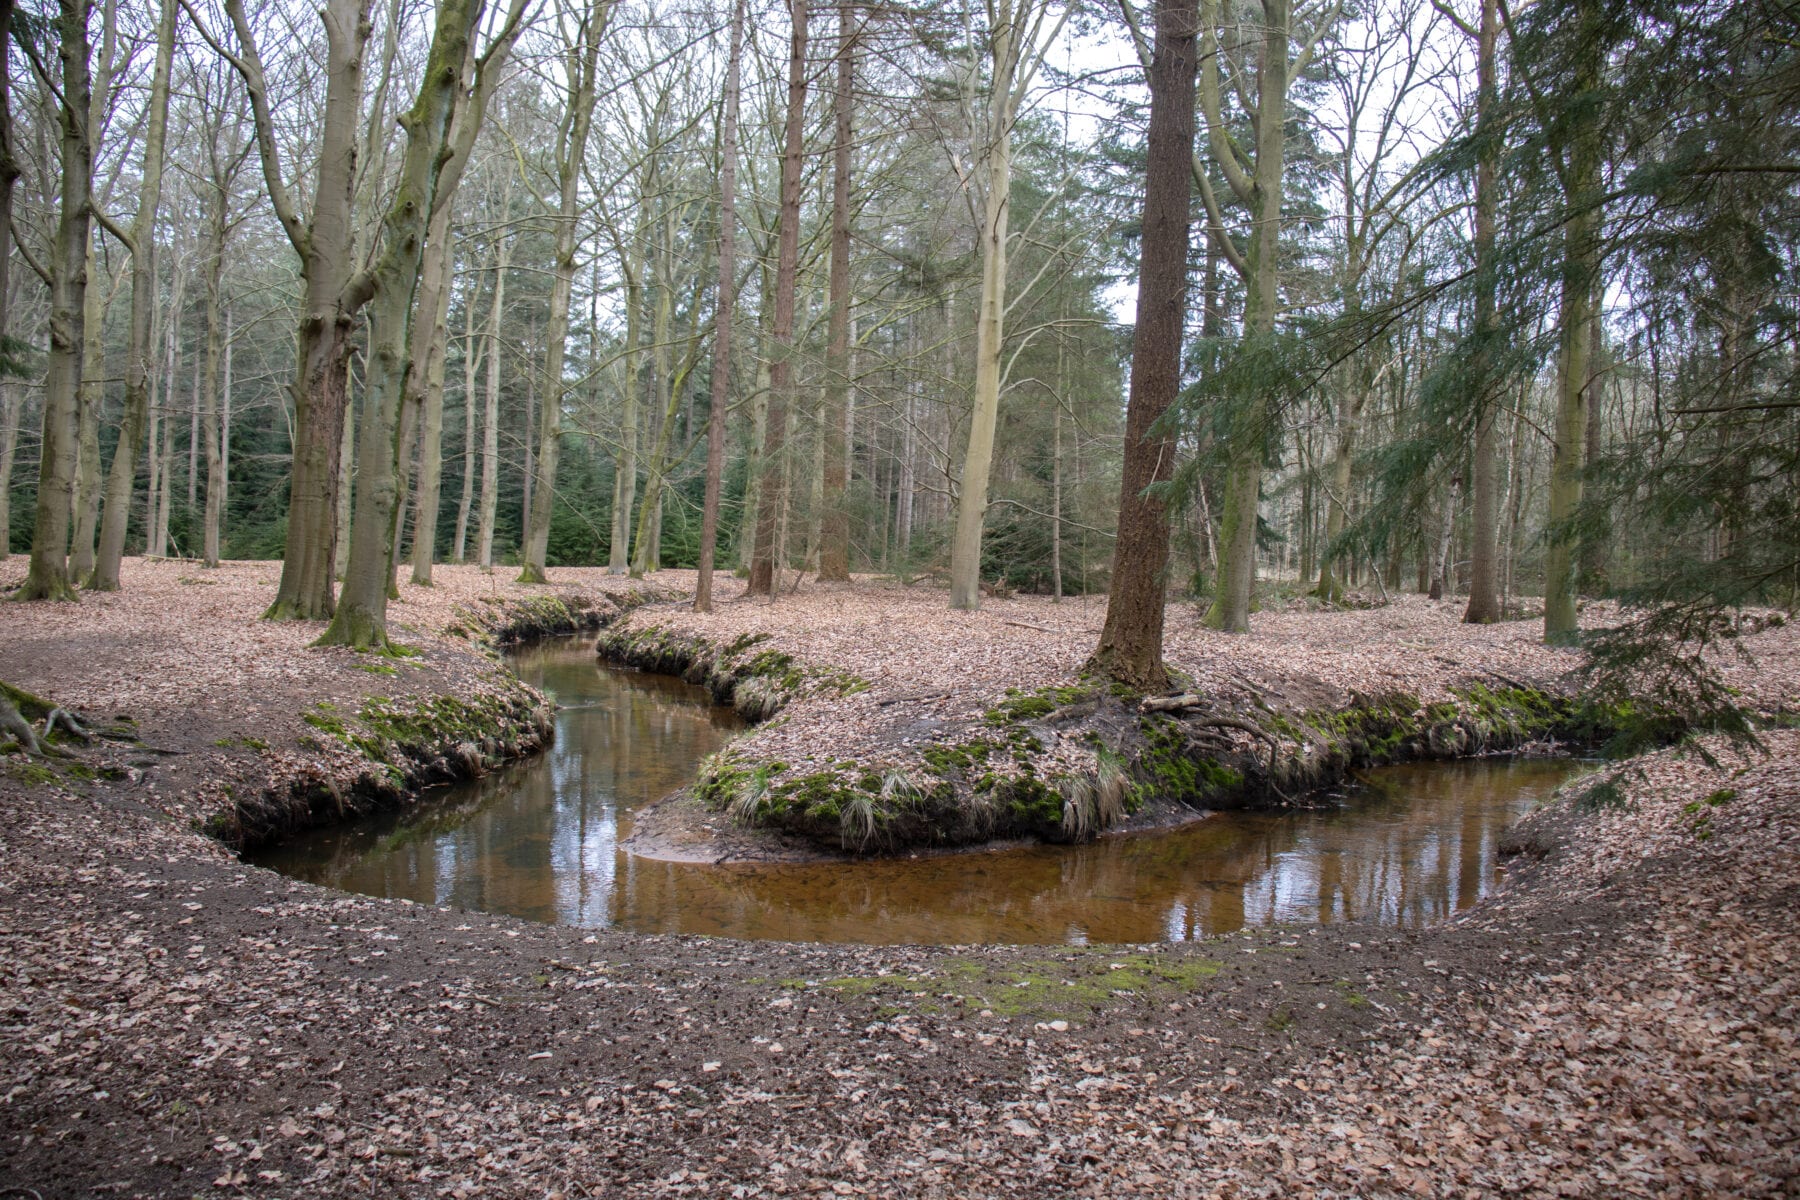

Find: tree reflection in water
<box><xmin>250</xmin><ymin>639</ymin><xmax>1583</xmax><ymax>945</ymax></box>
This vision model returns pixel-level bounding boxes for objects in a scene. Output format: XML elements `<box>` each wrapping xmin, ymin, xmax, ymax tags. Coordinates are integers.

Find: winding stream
<box><xmin>248</xmin><ymin>637</ymin><xmax>1585</xmax><ymax>945</ymax></box>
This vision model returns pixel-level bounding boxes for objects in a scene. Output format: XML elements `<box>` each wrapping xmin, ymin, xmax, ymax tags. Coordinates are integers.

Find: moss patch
<box><xmin>805</xmin><ymin>949</ymin><xmax>1223</xmax><ymax>1022</ymax></box>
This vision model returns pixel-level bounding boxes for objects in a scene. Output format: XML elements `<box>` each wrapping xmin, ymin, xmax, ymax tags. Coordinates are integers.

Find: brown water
<box><xmin>249</xmin><ymin>638</ymin><xmax>1585</xmax><ymax>945</ymax></box>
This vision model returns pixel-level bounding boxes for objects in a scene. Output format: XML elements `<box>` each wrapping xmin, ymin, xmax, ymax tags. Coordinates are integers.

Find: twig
<box><xmin>1002</xmin><ymin>619</ymin><xmax>1058</xmax><ymax>633</ymax></box>
<box><xmin>877</xmin><ymin>692</ymin><xmax>950</xmax><ymax>707</ymax></box>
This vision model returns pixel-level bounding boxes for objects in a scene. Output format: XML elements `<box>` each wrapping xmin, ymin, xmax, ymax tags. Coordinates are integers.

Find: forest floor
<box><xmin>1</xmin><ymin>559</ymin><xmax>1796</xmax><ymax>1197</ymax></box>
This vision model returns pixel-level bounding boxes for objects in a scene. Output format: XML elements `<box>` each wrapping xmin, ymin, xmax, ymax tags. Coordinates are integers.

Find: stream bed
<box><xmin>248</xmin><ymin>637</ymin><xmax>1586</xmax><ymax>945</ymax></box>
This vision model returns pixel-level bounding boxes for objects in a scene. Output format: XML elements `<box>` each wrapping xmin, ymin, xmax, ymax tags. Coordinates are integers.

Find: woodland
<box><xmin>0</xmin><ymin>0</ymin><xmax>1789</xmax><ymax>693</ymax></box>
<box><xmin>0</xmin><ymin>1</ymin><xmax>1798</xmax><ymax>1193</ymax></box>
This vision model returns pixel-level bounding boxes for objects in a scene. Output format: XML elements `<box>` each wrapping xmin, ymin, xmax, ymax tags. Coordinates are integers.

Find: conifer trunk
<box><xmin>1089</xmin><ymin>0</ymin><xmax>1198</xmax><ymax>693</ymax></box>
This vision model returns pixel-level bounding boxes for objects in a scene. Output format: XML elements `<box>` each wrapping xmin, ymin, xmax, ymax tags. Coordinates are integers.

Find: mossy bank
<box><xmin>600</xmin><ymin>623</ymin><xmax>1618</xmax><ymax>858</ymax></box>
<box><xmin>212</xmin><ymin>585</ymin><xmax>676</xmax><ymax>851</ymax></box>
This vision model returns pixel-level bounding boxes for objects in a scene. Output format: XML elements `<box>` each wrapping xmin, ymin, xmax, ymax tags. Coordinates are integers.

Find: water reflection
<box><xmin>249</xmin><ymin>639</ymin><xmax>1582</xmax><ymax>945</ymax></box>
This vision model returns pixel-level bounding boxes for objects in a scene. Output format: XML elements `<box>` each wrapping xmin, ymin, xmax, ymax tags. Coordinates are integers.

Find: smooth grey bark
<box><xmin>91</xmin><ymin>0</ymin><xmax>176</xmax><ymax>590</ymax></box>
<box><xmin>217</xmin><ymin>0</ymin><xmax>375</xmax><ymax>620</ymax></box>
<box><xmin>520</xmin><ymin>1</ymin><xmax>603</xmax><ymax>584</ymax></box>
<box><xmin>694</xmin><ymin>0</ymin><xmax>745</xmax><ymax>613</ymax></box>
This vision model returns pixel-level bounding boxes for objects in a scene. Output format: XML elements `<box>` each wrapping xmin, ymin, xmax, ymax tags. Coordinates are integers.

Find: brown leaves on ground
<box><xmin>0</xmin><ymin>561</ymin><xmax>1795</xmax><ymax>1197</ymax></box>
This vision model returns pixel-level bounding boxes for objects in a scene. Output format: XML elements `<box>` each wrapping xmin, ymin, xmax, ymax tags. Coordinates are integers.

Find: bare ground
<box><xmin>0</xmin><ymin>560</ymin><xmax>1795</xmax><ymax>1197</ymax></box>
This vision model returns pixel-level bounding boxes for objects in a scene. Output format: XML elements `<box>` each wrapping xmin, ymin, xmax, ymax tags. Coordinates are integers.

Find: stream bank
<box><xmin>596</xmin><ymin>601</ymin><xmax>1616</xmax><ymax>859</ymax></box>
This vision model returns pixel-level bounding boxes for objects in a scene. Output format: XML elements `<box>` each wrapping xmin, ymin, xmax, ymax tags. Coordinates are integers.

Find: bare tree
<box><xmin>90</xmin><ymin>0</ymin><xmax>178</xmax><ymax>590</ymax></box>
<box><xmin>320</xmin><ymin>0</ymin><xmax>511</xmax><ymax>647</ymax></box>
<box><xmin>521</xmin><ymin>0</ymin><xmax>606</xmax><ymax>584</ymax></box>
<box><xmin>695</xmin><ymin>0</ymin><xmax>745</xmax><ymax>613</ymax></box>
<box><xmin>746</xmin><ymin>0</ymin><xmax>809</xmax><ymax>598</ymax></box>
<box><xmin>945</xmin><ymin>0</ymin><xmax>1071</xmax><ymax>610</ymax></box>
<box><xmin>17</xmin><ymin>0</ymin><xmax>95</xmax><ymax>602</ymax></box>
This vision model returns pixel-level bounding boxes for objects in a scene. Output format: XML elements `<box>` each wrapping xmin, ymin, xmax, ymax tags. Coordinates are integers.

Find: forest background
<box><xmin>0</xmin><ymin>0</ymin><xmax>1792</xmax><ymax>682</ymax></box>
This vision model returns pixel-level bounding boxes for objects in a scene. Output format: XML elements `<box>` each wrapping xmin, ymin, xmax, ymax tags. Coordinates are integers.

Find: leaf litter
<box><xmin>0</xmin><ymin>559</ymin><xmax>1794</xmax><ymax>1196</ymax></box>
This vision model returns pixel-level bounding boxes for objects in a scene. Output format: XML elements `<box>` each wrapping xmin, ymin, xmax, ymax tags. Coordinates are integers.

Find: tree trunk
<box><xmin>477</xmin><ymin>231</ymin><xmax>509</xmax><ymax>568</ymax></box>
<box><xmin>0</xmin><ymin>382</ymin><xmax>16</xmax><ymax>559</ymax></box>
<box><xmin>747</xmin><ymin>0</ymin><xmax>808</xmax><ymax>598</ymax></box>
<box><xmin>1543</xmin><ymin>0</ymin><xmax>1603</xmax><ymax>646</ymax></box>
<box><xmin>1314</xmin><ymin>367</ymin><xmax>1366</xmax><ymax>602</ymax></box>
<box><xmin>1463</xmin><ymin>0</ymin><xmax>1502</xmax><ymax>623</ymax></box>
<box><xmin>817</xmin><ymin>0</ymin><xmax>855</xmax><ymax>582</ymax></box>
<box><xmin>452</xmin><ymin>263</ymin><xmax>483</xmax><ymax>562</ymax></box>
<box><xmin>92</xmin><ymin>0</ymin><xmax>173</xmax><ymax>587</ymax></box>
<box><xmin>319</xmin><ymin>0</ymin><xmax>488</xmax><ymax>648</ymax></box>
<box><xmin>0</xmin><ymin>0</ymin><xmax>18</xmax><ymax>563</ymax></box>
<box><xmin>521</xmin><ymin>6</ymin><xmax>602</xmax><ymax>584</ymax></box>
<box><xmin>1203</xmin><ymin>0</ymin><xmax>1291</xmax><ymax>633</ymax></box>
<box><xmin>19</xmin><ymin>0</ymin><xmax>94</xmax><ymax>602</ymax></box>
<box><xmin>244</xmin><ymin>0</ymin><xmax>375</xmax><ymax>621</ymax></box>
<box><xmin>150</xmin><ymin>316</ymin><xmax>176</xmax><ymax>559</ymax></box>
<box><xmin>695</xmin><ymin>0</ymin><xmax>745</xmax><ymax>612</ymax></box>
<box><xmin>1430</xmin><ymin>474</ymin><xmax>1460</xmax><ymax>599</ymax></box>
<box><xmin>946</xmin><ymin>29</ymin><xmax>1015</xmax><ymax>611</ymax></box>
<box><xmin>70</xmin><ymin>242</ymin><xmax>106</xmax><ymax>582</ymax></box>
<box><xmin>408</xmin><ymin>236</ymin><xmax>454</xmax><ymax>584</ymax></box>
<box><xmin>608</xmin><ymin>232</ymin><xmax>643</xmax><ymax>573</ymax></box>
<box><xmin>1088</xmin><ymin>0</ymin><xmax>1198</xmax><ymax>693</ymax></box>
<box><xmin>201</xmin><ymin>169</ymin><xmax>230</xmax><ymax>568</ymax></box>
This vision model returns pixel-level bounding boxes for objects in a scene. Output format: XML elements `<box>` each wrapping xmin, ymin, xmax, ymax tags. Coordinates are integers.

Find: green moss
<box><xmin>983</xmin><ymin>684</ymin><xmax>1095</xmax><ymax>727</ymax></box>
<box><xmin>802</xmin><ymin>951</ymin><xmax>1223</xmax><ymax>1021</ymax></box>
<box><xmin>921</xmin><ymin>741</ymin><xmax>991</xmax><ymax>777</ymax></box>
<box><xmin>353</xmin><ymin>661</ymin><xmax>399</xmax><ymax>677</ymax></box>
<box><xmin>302</xmin><ymin>706</ymin><xmax>348</xmax><ymax>737</ymax></box>
<box><xmin>1131</xmin><ymin>716</ymin><xmax>1244</xmax><ymax>807</ymax></box>
<box><xmin>9</xmin><ymin>762</ymin><xmax>60</xmax><ymax>788</ymax></box>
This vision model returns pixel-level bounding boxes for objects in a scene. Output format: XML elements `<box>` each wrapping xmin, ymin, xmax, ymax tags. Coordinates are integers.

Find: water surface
<box><xmin>249</xmin><ymin>638</ymin><xmax>1583</xmax><ymax>944</ymax></box>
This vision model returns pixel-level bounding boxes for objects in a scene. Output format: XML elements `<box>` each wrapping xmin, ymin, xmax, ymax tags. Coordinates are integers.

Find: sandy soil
<box><xmin>1</xmin><ymin>560</ymin><xmax>1795</xmax><ymax>1197</ymax></box>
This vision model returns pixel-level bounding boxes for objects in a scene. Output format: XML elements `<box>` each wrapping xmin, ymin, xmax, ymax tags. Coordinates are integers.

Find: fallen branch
<box><xmin>1141</xmin><ymin>693</ymin><xmax>1205</xmax><ymax>714</ymax></box>
<box><xmin>877</xmin><ymin>692</ymin><xmax>950</xmax><ymax>707</ymax></box>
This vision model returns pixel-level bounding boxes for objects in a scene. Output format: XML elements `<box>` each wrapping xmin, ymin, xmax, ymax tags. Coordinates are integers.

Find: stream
<box><xmin>247</xmin><ymin>637</ymin><xmax>1585</xmax><ymax>945</ymax></box>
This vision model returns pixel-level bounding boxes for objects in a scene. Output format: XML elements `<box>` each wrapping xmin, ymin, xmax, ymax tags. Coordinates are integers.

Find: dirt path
<box><xmin>1</xmin><ymin>561</ymin><xmax>1795</xmax><ymax>1197</ymax></box>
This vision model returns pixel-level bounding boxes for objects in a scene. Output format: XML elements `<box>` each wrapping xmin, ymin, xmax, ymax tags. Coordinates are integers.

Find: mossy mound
<box><xmin>596</xmin><ymin>625</ymin><xmax>868</xmax><ymax>723</ymax></box>
<box><xmin>224</xmin><ymin>685</ymin><xmax>554</xmax><ymax>849</ymax></box>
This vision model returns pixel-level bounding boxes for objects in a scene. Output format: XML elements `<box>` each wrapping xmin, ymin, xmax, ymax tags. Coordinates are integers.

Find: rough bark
<box><xmin>747</xmin><ymin>0</ymin><xmax>808</xmax><ymax>598</ymax></box>
<box><xmin>816</xmin><ymin>0</ymin><xmax>855</xmax><ymax>583</ymax></box>
<box><xmin>695</xmin><ymin>0</ymin><xmax>745</xmax><ymax>613</ymax></box>
<box><xmin>1463</xmin><ymin>0</ymin><xmax>1503</xmax><ymax>623</ymax></box>
<box><xmin>19</xmin><ymin>0</ymin><xmax>94</xmax><ymax>602</ymax></box>
<box><xmin>1088</xmin><ymin>0</ymin><xmax>1198</xmax><ymax>694</ymax></box>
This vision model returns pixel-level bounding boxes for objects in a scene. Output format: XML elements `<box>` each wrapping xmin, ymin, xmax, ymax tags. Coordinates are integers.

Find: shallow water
<box><xmin>248</xmin><ymin>638</ymin><xmax>1585</xmax><ymax>945</ymax></box>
